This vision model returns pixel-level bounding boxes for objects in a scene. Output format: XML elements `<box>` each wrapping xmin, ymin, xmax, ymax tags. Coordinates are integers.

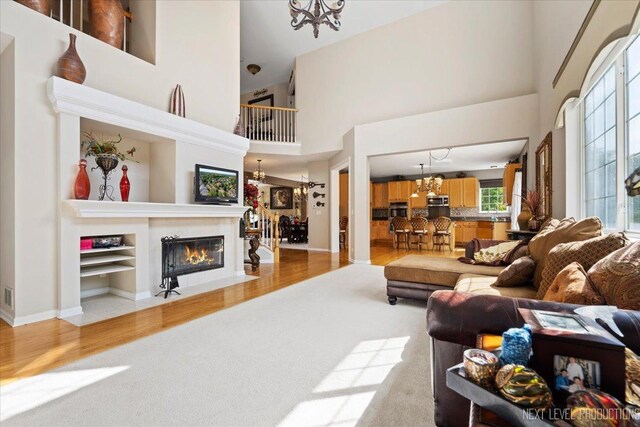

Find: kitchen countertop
<box><xmin>450</xmin><ymin>217</ymin><xmax>511</xmax><ymax>222</ymax></box>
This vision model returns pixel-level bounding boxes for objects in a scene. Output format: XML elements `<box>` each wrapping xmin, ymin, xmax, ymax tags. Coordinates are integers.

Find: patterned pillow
<box><xmin>474</xmin><ymin>241</ymin><xmax>521</xmax><ymax>264</ymax></box>
<box><xmin>528</xmin><ymin>217</ymin><xmax>602</xmax><ymax>289</ymax></box>
<box><xmin>537</xmin><ymin>233</ymin><xmax>628</xmax><ymax>299</ymax></box>
<box><xmin>542</xmin><ymin>262</ymin><xmax>605</xmax><ymax>305</ymax></box>
<box><xmin>587</xmin><ymin>241</ymin><xmax>640</xmax><ymax>310</ymax></box>
<box><xmin>495</xmin><ymin>256</ymin><xmax>535</xmax><ymax>287</ymax></box>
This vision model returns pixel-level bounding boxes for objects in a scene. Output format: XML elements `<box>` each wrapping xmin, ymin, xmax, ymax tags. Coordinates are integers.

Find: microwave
<box><xmin>427</xmin><ymin>195</ymin><xmax>449</xmax><ymax>207</ymax></box>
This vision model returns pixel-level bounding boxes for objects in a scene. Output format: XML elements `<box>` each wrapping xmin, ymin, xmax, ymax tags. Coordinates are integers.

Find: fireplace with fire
<box><xmin>158</xmin><ymin>235</ymin><xmax>224</xmax><ymax>298</ymax></box>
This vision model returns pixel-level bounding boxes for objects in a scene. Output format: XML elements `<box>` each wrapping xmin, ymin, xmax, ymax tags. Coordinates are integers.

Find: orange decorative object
<box><xmin>74</xmin><ymin>159</ymin><xmax>91</xmax><ymax>200</ymax></box>
<box><xmin>58</xmin><ymin>33</ymin><xmax>86</xmax><ymax>84</ymax></box>
<box><xmin>89</xmin><ymin>0</ymin><xmax>124</xmax><ymax>49</ymax></box>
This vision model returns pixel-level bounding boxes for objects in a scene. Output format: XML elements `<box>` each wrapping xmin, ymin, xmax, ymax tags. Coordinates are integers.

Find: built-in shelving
<box><xmin>80</xmin><ymin>264</ymin><xmax>136</xmax><ymax>278</ymax></box>
<box><xmin>80</xmin><ymin>245</ymin><xmax>135</xmax><ymax>254</ymax></box>
<box><xmin>80</xmin><ymin>254</ymin><xmax>136</xmax><ymax>266</ymax></box>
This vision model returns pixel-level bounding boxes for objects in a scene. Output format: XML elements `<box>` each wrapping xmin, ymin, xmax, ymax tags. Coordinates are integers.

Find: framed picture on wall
<box><xmin>270</xmin><ymin>187</ymin><xmax>293</xmax><ymax>210</ymax></box>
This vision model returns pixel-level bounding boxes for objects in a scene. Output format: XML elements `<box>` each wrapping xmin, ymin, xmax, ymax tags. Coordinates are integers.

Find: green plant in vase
<box><xmin>81</xmin><ymin>132</ymin><xmax>138</xmax><ymax>201</ymax></box>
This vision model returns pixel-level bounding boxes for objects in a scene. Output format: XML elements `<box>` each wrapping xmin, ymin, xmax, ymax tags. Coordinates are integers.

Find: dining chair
<box><xmin>391</xmin><ymin>216</ymin><xmax>411</xmax><ymax>250</ymax></box>
<box><xmin>432</xmin><ymin>216</ymin><xmax>452</xmax><ymax>251</ymax></box>
<box><xmin>339</xmin><ymin>216</ymin><xmax>348</xmax><ymax>248</ymax></box>
<box><xmin>409</xmin><ymin>216</ymin><xmax>429</xmax><ymax>251</ymax></box>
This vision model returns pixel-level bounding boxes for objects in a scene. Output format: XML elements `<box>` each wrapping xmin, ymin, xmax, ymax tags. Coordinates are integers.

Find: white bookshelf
<box><xmin>80</xmin><ymin>245</ymin><xmax>135</xmax><ymax>254</ymax></box>
<box><xmin>80</xmin><ymin>254</ymin><xmax>136</xmax><ymax>266</ymax></box>
<box><xmin>80</xmin><ymin>264</ymin><xmax>136</xmax><ymax>278</ymax></box>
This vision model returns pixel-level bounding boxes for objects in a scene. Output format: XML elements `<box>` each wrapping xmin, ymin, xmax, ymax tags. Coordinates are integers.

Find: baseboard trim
<box><xmin>306</xmin><ymin>247</ymin><xmax>330</xmax><ymax>252</ymax></box>
<box><xmin>7</xmin><ymin>309</ymin><xmax>58</xmax><ymax>327</ymax></box>
<box><xmin>58</xmin><ymin>306</ymin><xmax>83</xmax><ymax>318</ymax></box>
<box><xmin>0</xmin><ymin>308</ymin><xmax>15</xmax><ymax>326</ymax></box>
<box><xmin>235</xmin><ymin>270</ymin><xmax>246</xmax><ymax>276</ymax></box>
<box><xmin>351</xmin><ymin>259</ymin><xmax>372</xmax><ymax>265</ymax></box>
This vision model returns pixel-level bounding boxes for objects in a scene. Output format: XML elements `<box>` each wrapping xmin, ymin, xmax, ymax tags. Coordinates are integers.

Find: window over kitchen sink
<box><xmin>479</xmin><ymin>187</ymin><xmax>509</xmax><ymax>213</ymax></box>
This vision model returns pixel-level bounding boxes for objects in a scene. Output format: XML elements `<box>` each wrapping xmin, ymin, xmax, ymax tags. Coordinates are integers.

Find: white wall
<box><xmin>307</xmin><ymin>159</ymin><xmax>330</xmax><ymax>251</ymax></box>
<box><xmin>0</xmin><ymin>38</ymin><xmax>16</xmax><ymax>318</ymax></box>
<box><xmin>296</xmin><ymin>0</ymin><xmax>535</xmax><ymax>155</ymax></box>
<box><xmin>532</xmin><ymin>0</ymin><xmax>593</xmax><ymax>218</ymax></box>
<box><xmin>241</xmin><ymin>82</ymin><xmax>290</xmax><ymax>108</ymax></box>
<box><xmin>0</xmin><ymin>0</ymin><xmax>240</xmax><ymax>321</ymax></box>
<box><xmin>328</xmin><ymin>95</ymin><xmax>539</xmax><ymax>262</ymax></box>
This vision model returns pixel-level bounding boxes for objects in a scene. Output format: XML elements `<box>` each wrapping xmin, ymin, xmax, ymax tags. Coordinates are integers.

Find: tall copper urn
<box><xmin>57</xmin><ymin>33</ymin><xmax>86</xmax><ymax>84</ymax></box>
<box><xmin>89</xmin><ymin>0</ymin><xmax>125</xmax><ymax>49</ymax></box>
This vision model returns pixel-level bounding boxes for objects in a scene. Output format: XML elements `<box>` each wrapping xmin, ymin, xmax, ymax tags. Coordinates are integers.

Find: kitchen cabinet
<box><xmin>410</xmin><ymin>182</ymin><xmax>427</xmax><ymax>208</ymax></box>
<box><xmin>448</xmin><ymin>178</ymin><xmax>479</xmax><ymax>208</ymax></box>
<box><xmin>438</xmin><ymin>179</ymin><xmax>450</xmax><ymax>196</ymax></box>
<box><xmin>388</xmin><ymin>181</ymin><xmax>411</xmax><ymax>202</ymax></box>
<box><xmin>372</xmin><ymin>183</ymin><xmax>388</xmax><ymax>208</ymax></box>
<box><xmin>370</xmin><ymin>220</ymin><xmax>391</xmax><ymax>242</ymax></box>
<box><xmin>503</xmin><ymin>163</ymin><xmax>521</xmax><ymax>206</ymax></box>
<box><xmin>455</xmin><ymin>221</ymin><xmax>478</xmax><ymax>245</ymax></box>
<box><xmin>476</xmin><ymin>221</ymin><xmax>510</xmax><ymax>241</ymax></box>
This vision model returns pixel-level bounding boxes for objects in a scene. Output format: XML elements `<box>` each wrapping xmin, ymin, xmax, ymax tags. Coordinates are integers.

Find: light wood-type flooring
<box><xmin>0</xmin><ymin>244</ymin><xmax>459</xmax><ymax>385</ymax></box>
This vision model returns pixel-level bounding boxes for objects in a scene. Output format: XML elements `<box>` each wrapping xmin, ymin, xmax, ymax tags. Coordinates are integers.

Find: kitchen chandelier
<box><xmin>289</xmin><ymin>0</ymin><xmax>345</xmax><ymax>39</ymax></box>
<box><xmin>411</xmin><ymin>149</ymin><xmax>451</xmax><ymax>198</ymax></box>
<box><xmin>253</xmin><ymin>159</ymin><xmax>266</xmax><ymax>183</ymax></box>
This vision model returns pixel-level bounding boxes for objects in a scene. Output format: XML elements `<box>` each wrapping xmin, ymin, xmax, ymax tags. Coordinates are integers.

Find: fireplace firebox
<box><xmin>158</xmin><ymin>235</ymin><xmax>224</xmax><ymax>298</ymax></box>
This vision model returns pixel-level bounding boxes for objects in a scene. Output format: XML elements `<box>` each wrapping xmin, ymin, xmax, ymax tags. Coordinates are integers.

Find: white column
<box><xmin>57</xmin><ymin>112</ymin><xmax>83</xmax><ymax>317</ymax></box>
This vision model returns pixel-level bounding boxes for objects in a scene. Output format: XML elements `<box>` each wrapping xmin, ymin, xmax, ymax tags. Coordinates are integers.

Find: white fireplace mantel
<box><xmin>47</xmin><ymin>77</ymin><xmax>249</xmax><ymax>156</ymax></box>
<box><xmin>63</xmin><ymin>200</ymin><xmax>249</xmax><ymax>218</ymax></box>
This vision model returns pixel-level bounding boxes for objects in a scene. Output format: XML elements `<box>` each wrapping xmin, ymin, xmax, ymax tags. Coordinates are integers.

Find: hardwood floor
<box><xmin>369</xmin><ymin>241</ymin><xmax>463</xmax><ymax>265</ymax></box>
<box><xmin>0</xmin><ymin>243</ymin><xmax>460</xmax><ymax>385</ymax></box>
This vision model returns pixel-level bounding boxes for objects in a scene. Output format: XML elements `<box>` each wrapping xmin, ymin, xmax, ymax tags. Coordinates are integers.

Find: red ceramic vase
<box><xmin>74</xmin><ymin>159</ymin><xmax>91</xmax><ymax>200</ymax></box>
<box><xmin>119</xmin><ymin>165</ymin><xmax>130</xmax><ymax>202</ymax></box>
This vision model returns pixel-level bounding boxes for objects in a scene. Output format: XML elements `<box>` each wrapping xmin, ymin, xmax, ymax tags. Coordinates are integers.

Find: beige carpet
<box><xmin>1</xmin><ymin>265</ymin><xmax>433</xmax><ymax>427</ymax></box>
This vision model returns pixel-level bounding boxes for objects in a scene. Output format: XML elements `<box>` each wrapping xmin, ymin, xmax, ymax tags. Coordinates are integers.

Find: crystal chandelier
<box><xmin>411</xmin><ymin>150</ymin><xmax>450</xmax><ymax>198</ymax></box>
<box><xmin>289</xmin><ymin>0</ymin><xmax>345</xmax><ymax>39</ymax></box>
<box><xmin>253</xmin><ymin>159</ymin><xmax>266</xmax><ymax>183</ymax></box>
<box><xmin>293</xmin><ymin>175</ymin><xmax>309</xmax><ymax>201</ymax></box>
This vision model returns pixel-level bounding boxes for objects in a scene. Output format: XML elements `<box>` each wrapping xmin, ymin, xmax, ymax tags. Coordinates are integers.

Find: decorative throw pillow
<box><xmin>474</xmin><ymin>241</ymin><xmax>521</xmax><ymax>264</ymax></box>
<box><xmin>587</xmin><ymin>241</ymin><xmax>640</xmax><ymax>310</ymax></box>
<box><xmin>528</xmin><ymin>217</ymin><xmax>602</xmax><ymax>289</ymax></box>
<box><xmin>543</xmin><ymin>262</ymin><xmax>605</xmax><ymax>305</ymax></box>
<box><xmin>537</xmin><ymin>233</ymin><xmax>628</xmax><ymax>299</ymax></box>
<box><xmin>508</xmin><ymin>244</ymin><xmax>529</xmax><ymax>264</ymax></box>
<box><xmin>495</xmin><ymin>256</ymin><xmax>535</xmax><ymax>287</ymax></box>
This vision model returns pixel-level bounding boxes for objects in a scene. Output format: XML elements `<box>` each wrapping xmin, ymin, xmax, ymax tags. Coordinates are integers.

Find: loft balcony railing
<box><xmin>240</xmin><ymin>104</ymin><xmax>298</xmax><ymax>144</ymax></box>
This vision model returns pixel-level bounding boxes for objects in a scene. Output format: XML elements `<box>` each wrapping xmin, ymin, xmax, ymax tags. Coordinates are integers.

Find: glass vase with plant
<box><xmin>81</xmin><ymin>132</ymin><xmax>138</xmax><ymax>201</ymax></box>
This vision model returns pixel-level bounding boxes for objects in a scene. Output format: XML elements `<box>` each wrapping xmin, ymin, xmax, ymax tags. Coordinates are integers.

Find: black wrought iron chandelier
<box><xmin>289</xmin><ymin>0</ymin><xmax>345</xmax><ymax>39</ymax></box>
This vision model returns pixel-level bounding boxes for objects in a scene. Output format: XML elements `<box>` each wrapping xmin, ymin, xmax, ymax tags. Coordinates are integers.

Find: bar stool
<box><xmin>391</xmin><ymin>217</ymin><xmax>411</xmax><ymax>250</ymax></box>
<box><xmin>410</xmin><ymin>216</ymin><xmax>429</xmax><ymax>251</ymax></box>
<box><xmin>432</xmin><ymin>216</ymin><xmax>452</xmax><ymax>251</ymax></box>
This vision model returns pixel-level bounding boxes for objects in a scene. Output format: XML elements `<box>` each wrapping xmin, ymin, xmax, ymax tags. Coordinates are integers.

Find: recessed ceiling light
<box><xmin>490</xmin><ymin>165</ymin><xmax>498</xmax><ymax>168</ymax></box>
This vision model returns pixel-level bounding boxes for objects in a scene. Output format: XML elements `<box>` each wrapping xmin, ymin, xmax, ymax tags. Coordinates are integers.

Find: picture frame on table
<box><xmin>519</xmin><ymin>309</ymin><xmax>626</xmax><ymax>407</ymax></box>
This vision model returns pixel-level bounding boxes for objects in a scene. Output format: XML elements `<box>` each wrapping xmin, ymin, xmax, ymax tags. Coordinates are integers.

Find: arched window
<box><xmin>580</xmin><ymin>34</ymin><xmax>640</xmax><ymax>234</ymax></box>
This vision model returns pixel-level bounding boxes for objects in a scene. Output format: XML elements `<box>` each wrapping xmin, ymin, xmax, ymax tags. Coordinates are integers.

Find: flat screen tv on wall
<box><xmin>194</xmin><ymin>164</ymin><xmax>239</xmax><ymax>204</ymax></box>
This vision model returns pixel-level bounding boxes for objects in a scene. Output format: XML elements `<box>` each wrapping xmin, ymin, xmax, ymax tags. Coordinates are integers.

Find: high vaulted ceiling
<box><xmin>240</xmin><ymin>0</ymin><xmax>446</xmax><ymax>93</ymax></box>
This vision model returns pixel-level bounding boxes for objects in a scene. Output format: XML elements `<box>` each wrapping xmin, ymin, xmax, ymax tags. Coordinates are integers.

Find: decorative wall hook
<box><xmin>312</xmin><ymin>192</ymin><xmax>326</xmax><ymax>198</ymax></box>
<box><xmin>309</xmin><ymin>182</ymin><xmax>325</xmax><ymax>188</ymax></box>
<box><xmin>315</xmin><ymin>201</ymin><xmax>325</xmax><ymax>208</ymax></box>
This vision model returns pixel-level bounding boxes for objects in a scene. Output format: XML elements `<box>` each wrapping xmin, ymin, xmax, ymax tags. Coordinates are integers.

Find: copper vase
<box><xmin>89</xmin><ymin>0</ymin><xmax>125</xmax><ymax>49</ymax></box>
<box><xmin>74</xmin><ymin>159</ymin><xmax>91</xmax><ymax>200</ymax></box>
<box><xmin>15</xmin><ymin>0</ymin><xmax>51</xmax><ymax>16</ymax></box>
<box><xmin>58</xmin><ymin>33</ymin><xmax>86</xmax><ymax>84</ymax></box>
